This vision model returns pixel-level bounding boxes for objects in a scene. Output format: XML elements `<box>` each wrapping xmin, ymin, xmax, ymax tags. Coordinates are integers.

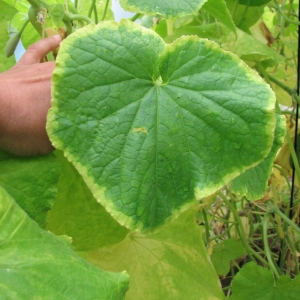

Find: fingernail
<box><xmin>52</xmin><ymin>34</ymin><xmax>62</xmax><ymax>41</ymax></box>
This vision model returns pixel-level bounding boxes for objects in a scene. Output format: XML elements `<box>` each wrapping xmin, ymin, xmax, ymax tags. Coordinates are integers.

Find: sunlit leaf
<box><xmin>47</xmin><ymin>152</ymin><xmax>129</xmax><ymax>251</ymax></box>
<box><xmin>88</xmin><ymin>208</ymin><xmax>224</xmax><ymax>300</ymax></box>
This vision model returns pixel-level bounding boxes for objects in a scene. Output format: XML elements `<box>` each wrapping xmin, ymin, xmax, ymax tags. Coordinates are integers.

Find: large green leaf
<box><xmin>88</xmin><ymin>208</ymin><xmax>224</xmax><ymax>300</ymax></box>
<box><xmin>230</xmin><ymin>114</ymin><xmax>286</xmax><ymax>200</ymax></box>
<box><xmin>120</xmin><ymin>0</ymin><xmax>207</xmax><ymax>18</ymax></box>
<box><xmin>0</xmin><ymin>186</ymin><xmax>129</xmax><ymax>299</ymax></box>
<box><xmin>47</xmin><ymin>20</ymin><xmax>276</xmax><ymax>232</ymax></box>
<box><xmin>230</xmin><ymin>262</ymin><xmax>300</xmax><ymax>300</ymax></box>
<box><xmin>47</xmin><ymin>152</ymin><xmax>129</xmax><ymax>251</ymax></box>
<box><xmin>0</xmin><ymin>150</ymin><xmax>60</xmax><ymax>228</ymax></box>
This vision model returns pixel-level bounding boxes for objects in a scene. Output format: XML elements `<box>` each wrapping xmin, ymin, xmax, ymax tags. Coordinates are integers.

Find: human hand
<box><xmin>0</xmin><ymin>35</ymin><xmax>61</xmax><ymax>156</ymax></box>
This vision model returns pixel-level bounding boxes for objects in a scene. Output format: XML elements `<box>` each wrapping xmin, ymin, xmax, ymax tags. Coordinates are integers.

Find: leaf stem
<box><xmin>268</xmin><ymin>74</ymin><xmax>300</xmax><ymax>105</ymax></box>
<box><xmin>26</xmin><ymin>0</ymin><xmax>43</xmax><ymax>9</ymax></box>
<box><xmin>166</xmin><ymin>19</ymin><xmax>174</xmax><ymax>36</ymax></box>
<box><xmin>101</xmin><ymin>0</ymin><xmax>110</xmax><ymax>21</ymax></box>
<box><xmin>88</xmin><ymin>0</ymin><xmax>96</xmax><ymax>18</ymax></box>
<box><xmin>64</xmin><ymin>12</ymin><xmax>94</xmax><ymax>24</ymax></box>
<box><xmin>271</xmin><ymin>0</ymin><xmax>300</xmax><ymax>25</ymax></box>
<box><xmin>256</xmin><ymin>62</ymin><xmax>281</xmax><ymax>113</ymax></box>
<box><xmin>202</xmin><ymin>209</ymin><xmax>210</xmax><ymax>243</ymax></box>
<box><xmin>94</xmin><ymin>5</ymin><xmax>98</xmax><ymax>23</ymax></box>
<box><xmin>270</xmin><ymin>180</ymin><xmax>285</xmax><ymax>239</ymax></box>
<box><xmin>263</xmin><ymin>215</ymin><xmax>280</xmax><ymax>279</ymax></box>
<box><xmin>273</xmin><ymin>164</ymin><xmax>291</xmax><ymax>190</ymax></box>
<box><xmin>231</xmin><ymin>0</ymin><xmax>239</xmax><ymax>19</ymax></box>
<box><xmin>237</xmin><ymin>0</ymin><xmax>250</xmax><ymax>27</ymax></box>
<box><xmin>268</xmin><ymin>202</ymin><xmax>300</xmax><ymax>235</ymax></box>
<box><xmin>286</xmin><ymin>234</ymin><xmax>300</xmax><ymax>275</ymax></box>
<box><xmin>130</xmin><ymin>13</ymin><xmax>141</xmax><ymax>22</ymax></box>
<box><xmin>218</xmin><ymin>192</ymin><xmax>269</xmax><ymax>267</ymax></box>
<box><xmin>285</xmin><ymin>131</ymin><xmax>300</xmax><ymax>184</ymax></box>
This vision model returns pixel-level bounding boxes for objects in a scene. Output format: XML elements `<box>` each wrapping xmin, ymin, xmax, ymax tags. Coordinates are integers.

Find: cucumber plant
<box><xmin>1</xmin><ymin>0</ymin><xmax>300</xmax><ymax>299</ymax></box>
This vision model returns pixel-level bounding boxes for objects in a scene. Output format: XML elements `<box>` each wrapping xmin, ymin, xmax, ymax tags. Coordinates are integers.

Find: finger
<box><xmin>18</xmin><ymin>35</ymin><xmax>62</xmax><ymax>65</ymax></box>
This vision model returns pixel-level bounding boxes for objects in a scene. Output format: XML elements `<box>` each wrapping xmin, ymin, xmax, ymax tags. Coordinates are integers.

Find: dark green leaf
<box><xmin>238</xmin><ymin>0</ymin><xmax>270</xmax><ymax>6</ymax></box>
<box><xmin>47</xmin><ymin>20</ymin><xmax>276</xmax><ymax>232</ymax></box>
<box><xmin>0</xmin><ymin>151</ymin><xmax>60</xmax><ymax>228</ymax></box>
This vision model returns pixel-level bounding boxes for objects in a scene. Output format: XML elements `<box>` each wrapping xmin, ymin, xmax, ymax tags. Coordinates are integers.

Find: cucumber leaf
<box><xmin>230</xmin><ymin>262</ymin><xmax>300</xmax><ymax>300</ymax></box>
<box><xmin>47</xmin><ymin>20</ymin><xmax>276</xmax><ymax>232</ymax></box>
<box><xmin>88</xmin><ymin>208</ymin><xmax>224</xmax><ymax>300</ymax></box>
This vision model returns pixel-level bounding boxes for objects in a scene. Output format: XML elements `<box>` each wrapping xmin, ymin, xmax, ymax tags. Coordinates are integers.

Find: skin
<box><xmin>0</xmin><ymin>35</ymin><xmax>61</xmax><ymax>156</ymax></box>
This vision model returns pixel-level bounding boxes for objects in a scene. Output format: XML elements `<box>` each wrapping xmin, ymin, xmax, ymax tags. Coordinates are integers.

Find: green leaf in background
<box><xmin>230</xmin><ymin>262</ymin><xmax>300</xmax><ymax>300</ymax></box>
<box><xmin>0</xmin><ymin>150</ymin><xmax>60</xmax><ymax>228</ymax></box>
<box><xmin>77</xmin><ymin>0</ymin><xmax>114</xmax><ymax>21</ymax></box>
<box><xmin>226</xmin><ymin>0</ymin><xmax>264</xmax><ymax>32</ymax></box>
<box><xmin>238</xmin><ymin>0</ymin><xmax>270</xmax><ymax>6</ymax></box>
<box><xmin>211</xmin><ymin>238</ymin><xmax>246</xmax><ymax>276</ymax></box>
<box><xmin>120</xmin><ymin>0</ymin><xmax>207</xmax><ymax>18</ymax></box>
<box><xmin>162</xmin><ymin>22</ymin><xmax>220</xmax><ymax>43</ymax></box>
<box><xmin>0</xmin><ymin>186</ymin><xmax>129</xmax><ymax>299</ymax></box>
<box><xmin>230</xmin><ymin>114</ymin><xmax>286</xmax><ymax>200</ymax></box>
<box><xmin>48</xmin><ymin>3</ymin><xmax>65</xmax><ymax>27</ymax></box>
<box><xmin>220</xmin><ymin>24</ymin><xmax>284</xmax><ymax>67</ymax></box>
<box><xmin>88</xmin><ymin>208</ymin><xmax>224</xmax><ymax>300</ymax></box>
<box><xmin>0</xmin><ymin>0</ymin><xmax>17</xmax><ymax>71</ymax></box>
<box><xmin>203</xmin><ymin>0</ymin><xmax>236</xmax><ymax>35</ymax></box>
<box><xmin>47</xmin><ymin>152</ymin><xmax>129</xmax><ymax>251</ymax></box>
<box><xmin>47</xmin><ymin>20</ymin><xmax>276</xmax><ymax>232</ymax></box>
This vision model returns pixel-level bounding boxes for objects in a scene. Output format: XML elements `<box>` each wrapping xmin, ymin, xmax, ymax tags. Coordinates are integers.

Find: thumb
<box><xmin>17</xmin><ymin>35</ymin><xmax>62</xmax><ymax>65</ymax></box>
